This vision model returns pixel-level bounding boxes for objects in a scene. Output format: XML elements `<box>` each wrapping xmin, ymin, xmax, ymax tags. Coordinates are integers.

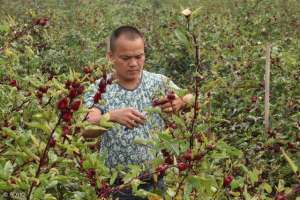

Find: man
<box><xmin>83</xmin><ymin>26</ymin><xmax>193</xmax><ymax>199</ymax></box>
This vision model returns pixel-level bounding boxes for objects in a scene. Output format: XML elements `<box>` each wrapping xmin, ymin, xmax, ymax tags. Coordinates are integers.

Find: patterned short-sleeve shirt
<box><xmin>84</xmin><ymin>70</ymin><xmax>179</xmax><ymax>168</ymax></box>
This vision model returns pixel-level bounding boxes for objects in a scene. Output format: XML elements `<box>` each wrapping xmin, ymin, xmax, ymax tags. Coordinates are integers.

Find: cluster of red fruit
<box><xmin>156</xmin><ymin>148</ymin><xmax>205</xmax><ymax>176</ymax></box>
<box><xmin>9</xmin><ymin>79</ymin><xmax>17</xmax><ymax>87</ymax></box>
<box><xmin>36</xmin><ymin>86</ymin><xmax>49</xmax><ymax>103</ymax></box>
<box><xmin>33</xmin><ymin>17</ymin><xmax>49</xmax><ymax>26</ymax></box>
<box><xmin>55</xmin><ymin>80</ymin><xmax>84</xmax><ymax>143</ymax></box>
<box><xmin>152</xmin><ymin>90</ymin><xmax>176</xmax><ymax>107</ymax></box>
<box><xmin>96</xmin><ymin>181</ymin><xmax>112</xmax><ymax>199</ymax></box>
<box><xmin>93</xmin><ymin>73</ymin><xmax>112</xmax><ymax>104</ymax></box>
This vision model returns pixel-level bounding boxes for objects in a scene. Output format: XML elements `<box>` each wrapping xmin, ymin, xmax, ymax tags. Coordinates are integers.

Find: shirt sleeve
<box><xmin>83</xmin><ymin>79</ymin><xmax>104</xmax><ymax>113</ymax></box>
<box><xmin>159</xmin><ymin>74</ymin><xmax>180</xmax><ymax>92</ymax></box>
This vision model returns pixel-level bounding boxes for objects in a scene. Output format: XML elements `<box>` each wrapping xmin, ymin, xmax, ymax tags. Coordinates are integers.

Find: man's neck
<box><xmin>113</xmin><ymin>72</ymin><xmax>142</xmax><ymax>90</ymax></box>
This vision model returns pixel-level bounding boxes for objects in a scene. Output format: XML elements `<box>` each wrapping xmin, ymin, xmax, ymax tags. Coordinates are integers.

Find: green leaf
<box><xmin>174</xmin><ymin>28</ymin><xmax>190</xmax><ymax>48</ymax></box>
<box><xmin>281</xmin><ymin>148</ymin><xmax>298</xmax><ymax>174</ymax></box>
<box><xmin>260</xmin><ymin>182</ymin><xmax>272</xmax><ymax>193</ymax></box>
<box><xmin>0</xmin><ymin>181</ymin><xmax>13</xmax><ymax>190</ymax></box>
<box><xmin>26</xmin><ymin>121</ymin><xmax>51</xmax><ymax>134</ymax></box>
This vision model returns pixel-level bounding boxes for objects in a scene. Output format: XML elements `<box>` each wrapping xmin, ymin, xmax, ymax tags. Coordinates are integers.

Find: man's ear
<box><xmin>106</xmin><ymin>51</ymin><xmax>114</xmax><ymax>62</ymax></box>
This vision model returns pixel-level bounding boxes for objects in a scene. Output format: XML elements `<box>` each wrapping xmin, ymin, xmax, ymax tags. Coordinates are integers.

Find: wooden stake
<box><xmin>265</xmin><ymin>44</ymin><xmax>271</xmax><ymax>133</ymax></box>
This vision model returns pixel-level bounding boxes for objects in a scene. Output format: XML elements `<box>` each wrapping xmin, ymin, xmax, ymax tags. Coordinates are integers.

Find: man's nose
<box><xmin>128</xmin><ymin>58</ymin><xmax>138</xmax><ymax>67</ymax></box>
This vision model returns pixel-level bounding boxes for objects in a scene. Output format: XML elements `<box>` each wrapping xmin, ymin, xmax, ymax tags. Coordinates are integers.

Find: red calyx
<box><xmin>106</xmin><ymin>78</ymin><xmax>113</xmax><ymax>85</ymax></box>
<box><xmin>9</xmin><ymin>80</ymin><xmax>17</xmax><ymax>87</ymax></box>
<box><xmin>38</xmin><ymin>86</ymin><xmax>48</xmax><ymax>93</ymax></box>
<box><xmin>98</xmin><ymin>79</ymin><xmax>106</xmax><ymax>93</ymax></box>
<box><xmin>36</xmin><ymin>91</ymin><xmax>43</xmax><ymax>99</ymax></box>
<box><xmin>183</xmin><ymin>149</ymin><xmax>192</xmax><ymax>161</ymax></box>
<box><xmin>223</xmin><ymin>175</ymin><xmax>234</xmax><ymax>187</ymax></box>
<box><xmin>62</xmin><ymin>126</ymin><xmax>71</xmax><ymax>137</ymax></box>
<box><xmin>156</xmin><ymin>164</ymin><xmax>168</xmax><ymax>176</ymax></box>
<box><xmin>71</xmin><ymin>100</ymin><xmax>81</xmax><ymax>111</ymax></box>
<box><xmin>57</xmin><ymin>97</ymin><xmax>69</xmax><ymax>110</ymax></box>
<box><xmin>177</xmin><ymin>162</ymin><xmax>188</xmax><ymax>171</ymax></box>
<box><xmin>77</xmin><ymin>85</ymin><xmax>84</xmax><ymax>95</ymax></box>
<box><xmin>193</xmin><ymin>153</ymin><xmax>203</xmax><ymax>161</ymax></box>
<box><xmin>207</xmin><ymin>144</ymin><xmax>215</xmax><ymax>150</ymax></box>
<box><xmin>65</xmin><ymin>80</ymin><xmax>72</xmax><ymax>89</ymax></box>
<box><xmin>93</xmin><ymin>92</ymin><xmax>101</xmax><ymax>103</ymax></box>
<box><xmin>167</xmin><ymin>91</ymin><xmax>176</xmax><ymax>101</ymax></box>
<box><xmin>62</xmin><ymin>111</ymin><xmax>73</xmax><ymax>122</ymax></box>
<box><xmin>168</xmin><ymin>123</ymin><xmax>177</xmax><ymax>129</ymax></box>
<box><xmin>72</xmin><ymin>82</ymin><xmax>80</xmax><ymax>89</ymax></box>
<box><xmin>83</xmin><ymin>67</ymin><xmax>93</xmax><ymax>74</ymax></box>
<box><xmin>251</xmin><ymin>96</ymin><xmax>258</xmax><ymax>103</ymax></box>
<box><xmin>68</xmin><ymin>88</ymin><xmax>77</xmax><ymax>98</ymax></box>
<box><xmin>275</xmin><ymin>193</ymin><xmax>287</xmax><ymax>200</ymax></box>
<box><xmin>34</xmin><ymin>17</ymin><xmax>49</xmax><ymax>26</ymax></box>
<box><xmin>287</xmin><ymin>142</ymin><xmax>296</xmax><ymax>149</ymax></box>
<box><xmin>49</xmin><ymin>137</ymin><xmax>56</xmax><ymax>147</ymax></box>
<box><xmin>86</xmin><ymin>168</ymin><xmax>96</xmax><ymax>179</ymax></box>
<box><xmin>97</xmin><ymin>181</ymin><xmax>111</xmax><ymax>198</ymax></box>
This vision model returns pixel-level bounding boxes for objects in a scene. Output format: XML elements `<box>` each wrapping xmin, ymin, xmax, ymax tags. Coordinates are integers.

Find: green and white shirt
<box><xmin>84</xmin><ymin>70</ymin><xmax>179</xmax><ymax>168</ymax></box>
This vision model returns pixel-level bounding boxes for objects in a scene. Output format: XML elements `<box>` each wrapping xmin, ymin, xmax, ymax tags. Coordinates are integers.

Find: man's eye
<box><xmin>122</xmin><ymin>57</ymin><xmax>130</xmax><ymax>60</ymax></box>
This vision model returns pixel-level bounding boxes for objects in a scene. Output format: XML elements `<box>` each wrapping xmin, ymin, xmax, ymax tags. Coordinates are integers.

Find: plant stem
<box><xmin>189</xmin><ymin>33</ymin><xmax>201</xmax><ymax>148</ymax></box>
<box><xmin>27</xmin><ymin>116</ymin><xmax>62</xmax><ymax>200</ymax></box>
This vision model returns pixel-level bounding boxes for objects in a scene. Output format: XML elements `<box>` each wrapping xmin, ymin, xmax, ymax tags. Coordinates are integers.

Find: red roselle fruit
<box><xmin>152</xmin><ymin>98</ymin><xmax>169</xmax><ymax>107</ymax></box>
<box><xmin>167</xmin><ymin>91</ymin><xmax>176</xmax><ymax>101</ymax></box>
<box><xmin>62</xmin><ymin>126</ymin><xmax>71</xmax><ymax>137</ymax></box>
<box><xmin>34</xmin><ymin>17</ymin><xmax>49</xmax><ymax>26</ymax></box>
<box><xmin>223</xmin><ymin>175</ymin><xmax>234</xmax><ymax>187</ymax></box>
<box><xmin>99</xmin><ymin>79</ymin><xmax>107</xmax><ymax>93</ymax></box>
<box><xmin>97</xmin><ymin>181</ymin><xmax>111</xmax><ymax>198</ymax></box>
<box><xmin>9</xmin><ymin>80</ymin><xmax>17</xmax><ymax>87</ymax></box>
<box><xmin>71</xmin><ymin>100</ymin><xmax>81</xmax><ymax>111</ymax></box>
<box><xmin>177</xmin><ymin>162</ymin><xmax>188</xmax><ymax>171</ymax></box>
<box><xmin>168</xmin><ymin>123</ymin><xmax>177</xmax><ymax>129</ymax></box>
<box><xmin>183</xmin><ymin>149</ymin><xmax>192</xmax><ymax>161</ymax></box>
<box><xmin>275</xmin><ymin>193</ymin><xmax>287</xmax><ymax>200</ymax></box>
<box><xmin>49</xmin><ymin>137</ymin><xmax>56</xmax><ymax>147</ymax></box>
<box><xmin>93</xmin><ymin>92</ymin><xmax>101</xmax><ymax>103</ymax></box>
<box><xmin>193</xmin><ymin>153</ymin><xmax>203</xmax><ymax>161</ymax></box>
<box><xmin>57</xmin><ymin>97</ymin><xmax>68</xmax><ymax>110</ymax></box>
<box><xmin>68</xmin><ymin>88</ymin><xmax>77</xmax><ymax>98</ymax></box>
<box><xmin>86</xmin><ymin>168</ymin><xmax>96</xmax><ymax>179</ymax></box>
<box><xmin>156</xmin><ymin>164</ymin><xmax>168</xmax><ymax>176</ymax></box>
<box><xmin>83</xmin><ymin>67</ymin><xmax>93</xmax><ymax>74</ymax></box>
<box><xmin>62</xmin><ymin>111</ymin><xmax>73</xmax><ymax>122</ymax></box>
<box><xmin>77</xmin><ymin>85</ymin><xmax>84</xmax><ymax>95</ymax></box>
<box><xmin>207</xmin><ymin>144</ymin><xmax>215</xmax><ymax>150</ymax></box>
<box><xmin>65</xmin><ymin>80</ymin><xmax>72</xmax><ymax>90</ymax></box>
<box><xmin>38</xmin><ymin>86</ymin><xmax>48</xmax><ymax>93</ymax></box>
<box><xmin>251</xmin><ymin>96</ymin><xmax>258</xmax><ymax>103</ymax></box>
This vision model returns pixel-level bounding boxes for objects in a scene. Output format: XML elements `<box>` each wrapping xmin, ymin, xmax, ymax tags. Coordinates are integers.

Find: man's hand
<box><xmin>87</xmin><ymin>107</ymin><xmax>102</xmax><ymax>123</ymax></box>
<box><xmin>109</xmin><ymin>107</ymin><xmax>146</xmax><ymax>129</ymax></box>
<box><xmin>158</xmin><ymin>93</ymin><xmax>193</xmax><ymax>113</ymax></box>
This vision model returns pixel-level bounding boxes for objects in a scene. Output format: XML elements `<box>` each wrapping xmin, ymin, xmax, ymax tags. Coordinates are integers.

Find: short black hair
<box><xmin>109</xmin><ymin>26</ymin><xmax>144</xmax><ymax>52</ymax></box>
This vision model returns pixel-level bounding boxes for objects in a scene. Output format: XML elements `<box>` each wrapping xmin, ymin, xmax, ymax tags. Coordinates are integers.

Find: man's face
<box><xmin>108</xmin><ymin>35</ymin><xmax>145</xmax><ymax>82</ymax></box>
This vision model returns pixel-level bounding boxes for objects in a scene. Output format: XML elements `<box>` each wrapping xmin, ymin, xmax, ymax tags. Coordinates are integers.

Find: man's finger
<box><xmin>159</xmin><ymin>102</ymin><xmax>172</xmax><ymax>109</ymax></box>
<box><xmin>126</xmin><ymin>119</ymin><xmax>136</xmax><ymax>128</ymax></box>
<box><xmin>130</xmin><ymin>114</ymin><xmax>145</xmax><ymax>125</ymax></box>
<box><xmin>162</xmin><ymin>107</ymin><xmax>173</xmax><ymax>113</ymax></box>
<box><xmin>131</xmin><ymin>109</ymin><xmax>146</xmax><ymax>120</ymax></box>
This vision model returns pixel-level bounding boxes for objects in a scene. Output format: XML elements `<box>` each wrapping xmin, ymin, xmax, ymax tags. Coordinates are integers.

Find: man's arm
<box><xmin>81</xmin><ymin>107</ymin><xmax>146</xmax><ymax>139</ymax></box>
